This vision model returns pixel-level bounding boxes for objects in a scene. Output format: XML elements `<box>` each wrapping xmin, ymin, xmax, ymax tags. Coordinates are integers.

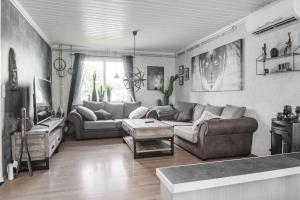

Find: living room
<box><xmin>1</xmin><ymin>0</ymin><xmax>300</xmax><ymax>199</ymax></box>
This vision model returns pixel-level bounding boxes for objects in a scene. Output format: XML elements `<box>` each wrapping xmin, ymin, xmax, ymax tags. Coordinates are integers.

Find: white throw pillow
<box><xmin>129</xmin><ymin>106</ymin><xmax>149</xmax><ymax>119</ymax></box>
<box><xmin>192</xmin><ymin>111</ymin><xmax>224</xmax><ymax>132</ymax></box>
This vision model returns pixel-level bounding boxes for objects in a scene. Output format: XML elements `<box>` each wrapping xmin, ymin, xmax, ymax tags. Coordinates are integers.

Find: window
<box><xmin>80</xmin><ymin>59</ymin><xmax>127</xmax><ymax>102</ymax></box>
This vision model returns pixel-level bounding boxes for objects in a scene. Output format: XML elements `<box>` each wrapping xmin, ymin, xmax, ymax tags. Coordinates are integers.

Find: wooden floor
<box><xmin>0</xmin><ymin>138</ymin><xmax>202</xmax><ymax>200</ymax></box>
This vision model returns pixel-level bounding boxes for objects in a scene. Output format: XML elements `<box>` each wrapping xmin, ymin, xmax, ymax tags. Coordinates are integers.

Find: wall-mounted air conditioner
<box><xmin>245</xmin><ymin>0</ymin><xmax>300</xmax><ymax>35</ymax></box>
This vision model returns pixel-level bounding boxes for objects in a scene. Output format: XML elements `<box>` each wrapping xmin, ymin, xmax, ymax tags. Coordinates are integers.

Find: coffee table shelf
<box><xmin>123</xmin><ymin>136</ymin><xmax>172</xmax><ymax>153</ymax></box>
<box><xmin>122</xmin><ymin>119</ymin><xmax>174</xmax><ymax>159</ymax></box>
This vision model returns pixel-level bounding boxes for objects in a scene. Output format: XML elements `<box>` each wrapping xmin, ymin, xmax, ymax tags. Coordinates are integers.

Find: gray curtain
<box><xmin>67</xmin><ymin>53</ymin><xmax>85</xmax><ymax>114</ymax></box>
<box><xmin>122</xmin><ymin>56</ymin><xmax>136</xmax><ymax>102</ymax></box>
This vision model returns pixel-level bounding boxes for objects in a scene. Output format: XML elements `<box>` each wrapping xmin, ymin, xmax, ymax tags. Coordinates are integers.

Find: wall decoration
<box><xmin>179</xmin><ymin>65</ymin><xmax>184</xmax><ymax>75</ymax></box>
<box><xmin>184</xmin><ymin>68</ymin><xmax>189</xmax><ymax>81</ymax></box>
<box><xmin>9</xmin><ymin>48</ymin><xmax>18</xmax><ymax>91</ymax></box>
<box><xmin>179</xmin><ymin>76</ymin><xmax>184</xmax><ymax>86</ymax></box>
<box><xmin>147</xmin><ymin>66</ymin><xmax>164</xmax><ymax>90</ymax></box>
<box><xmin>192</xmin><ymin>39</ymin><xmax>243</xmax><ymax>92</ymax></box>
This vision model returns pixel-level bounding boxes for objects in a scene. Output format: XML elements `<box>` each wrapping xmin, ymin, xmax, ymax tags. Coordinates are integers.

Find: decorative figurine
<box><xmin>284</xmin><ymin>32</ymin><xmax>292</xmax><ymax>56</ymax></box>
<box><xmin>9</xmin><ymin>48</ymin><xmax>18</xmax><ymax>91</ymax></box>
<box><xmin>262</xmin><ymin>43</ymin><xmax>267</xmax><ymax>61</ymax></box>
<box><xmin>270</xmin><ymin>48</ymin><xmax>279</xmax><ymax>58</ymax></box>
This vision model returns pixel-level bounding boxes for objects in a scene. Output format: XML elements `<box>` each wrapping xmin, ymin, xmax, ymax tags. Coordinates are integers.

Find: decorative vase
<box><xmin>270</xmin><ymin>48</ymin><xmax>279</xmax><ymax>58</ymax></box>
<box><xmin>107</xmin><ymin>89</ymin><xmax>111</xmax><ymax>102</ymax></box>
<box><xmin>91</xmin><ymin>72</ymin><xmax>97</xmax><ymax>101</ymax></box>
<box><xmin>56</xmin><ymin>105</ymin><xmax>64</xmax><ymax>118</ymax></box>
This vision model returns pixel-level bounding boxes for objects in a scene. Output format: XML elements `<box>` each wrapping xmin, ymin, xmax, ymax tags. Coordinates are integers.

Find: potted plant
<box><xmin>98</xmin><ymin>85</ymin><xmax>105</xmax><ymax>102</ymax></box>
<box><xmin>106</xmin><ymin>85</ymin><xmax>112</xmax><ymax>102</ymax></box>
<box><xmin>91</xmin><ymin>71</ymin><xmax>97</xmax><ymax>101</ymax></box>
<box><xmin>161</xmin><ymin>75</ymin><xmax>178</xmax><ymax>105</ymax></box>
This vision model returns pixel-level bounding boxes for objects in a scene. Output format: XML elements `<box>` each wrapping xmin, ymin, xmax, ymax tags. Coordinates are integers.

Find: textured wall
<box><xmin>1</xmin><ymin>0</ymin><xmax>52</xmax><ymax>176</ymax></box>
<box><xmin>175</xmin><ymin>22</ymin><xmax>300</xmax><ymax>156</ymax></box>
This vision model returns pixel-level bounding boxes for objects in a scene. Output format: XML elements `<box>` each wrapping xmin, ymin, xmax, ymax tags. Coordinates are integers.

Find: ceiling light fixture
<box><xmin>123</xmin><ymin>30</ymin><xmax>146</xmax><ymax>92</ymax></box>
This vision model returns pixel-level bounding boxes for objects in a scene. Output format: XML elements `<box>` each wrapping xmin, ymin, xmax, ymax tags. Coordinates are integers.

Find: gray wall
<box><xmin>175</xmin><ymin>22</ymin><xmax>300</xmax><ymax>156</ymax></box>
<box><xmin>1</xmin><ymin>0</ymin><xmax>52</xmax><ymax>176</ymax></box>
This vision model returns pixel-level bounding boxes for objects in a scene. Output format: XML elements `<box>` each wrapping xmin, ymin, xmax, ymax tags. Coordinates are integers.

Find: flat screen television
<box><xmin>33</xmin><ymin>77</ymin><xmax>53</xmax><ymax>124</ymax></box>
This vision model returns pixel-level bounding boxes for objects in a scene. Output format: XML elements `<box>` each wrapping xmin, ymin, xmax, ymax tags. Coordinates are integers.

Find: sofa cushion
<box><xmin>104</xmin><ymin>102</ymin><xmax>124</xmax><ymax>119</ymax></box>
<box><xmin>84</xmin><ymin>120</ymin><xmax>116</xmax><ymax>130</ymax></box>
<box><xmin>114</xmin><ymin>119</ymin><xmax>126</xmax><ymax>129</ymax></box>
<box><xmin>124</xmin><ymin>102</ymin><xmax>142</xmax><ymax>118</ymax></box>
<box><xmin>205</xmin><ymin>104</ymin><xmax>224</xmax><ymax>115</ymax></box>
<box><xmin>221</xmin><ymin>105</ymin><xmax>246</xmax><ymax>119</ymax></box>
<box><xmin>174</xmin><ymin>101</ymin><xmax>196</xmax><ymax>121</ymax></box>
<box><xmin>83</xmin><ymin>101</ymin><xmax>105</xmax><ymax>111</ymax></box>
<box><xmin>129</xmin><ymin>106</ymin><xmax>149</xmax><ymax>119</ymax></box>
<box><xmin>174</xmin><ymin>126</ymin><xmax>197</xmax><ymax>143</ymax></box>
<box><xmin>152</xmin><ymin>105</ymin><xmax>178</xmax><ymax>120</ymax></box>
<box><xmin>76</xmin><ymin>106</ymin><xmax>97</xmax><ymax>121</ymax></box>
<box><xmin>94</xmin><ymin>109</ymin><xmax>113</xmax><ymax>120</ymax></box>
<box><xmin>193</xmin><ymin>104</ymin><xmax>205</xmax><ymax>122</ymax></box>
<box><xmin>192</xmin><ymin>111</ymin><xmax>223</xmax><ymax>131</ymax></box>
<box><xmin>162</xmin><ymin>121</ymin><xmax>192</xmax><ymax>127</ymax></box>
<box><xmin>177</xmin><ymin>110</ymin><xmax>193</xmax><ymax>122</ymax></box>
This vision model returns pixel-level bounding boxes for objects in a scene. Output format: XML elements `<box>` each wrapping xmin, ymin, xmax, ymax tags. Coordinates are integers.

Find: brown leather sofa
<box><xmin>173</xmin><ymin>117</ymin><xmax>258</xmax><ymax>160</ymax></box>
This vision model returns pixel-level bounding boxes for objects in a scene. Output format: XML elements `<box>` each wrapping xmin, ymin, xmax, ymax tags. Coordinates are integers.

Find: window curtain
<box><xmin>67</xmin><ymin>53</ymin><xmax>85</xmax><ymax>114</ymax></box>
<box><xmin>122</xmin><ymin>56</ymin><xmax>136</xmax><ymax>102</ymax></box>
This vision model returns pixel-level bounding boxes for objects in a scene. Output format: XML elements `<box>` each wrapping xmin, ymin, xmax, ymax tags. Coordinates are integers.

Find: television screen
<box><xmin>33</xmin><ymin>77</ymin><xmax>53</xmax><ymax>124</ymax></box>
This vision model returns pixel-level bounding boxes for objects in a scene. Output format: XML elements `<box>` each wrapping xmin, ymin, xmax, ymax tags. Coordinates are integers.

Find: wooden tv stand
<box><xmin>11</xmin><ymin>117</ymin><xmax>65</xmax><ymax>170</ymax></box>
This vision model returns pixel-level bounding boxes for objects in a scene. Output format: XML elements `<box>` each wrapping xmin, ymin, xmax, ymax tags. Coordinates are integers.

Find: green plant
<box><xmin>91</xmin><ymin>71</ymin><xmax>97</xmax><ymax>101</ymax></box>
<box><xmin>161</xmin><ymin>74</ymin><xmax>179</xmax><ymax>105</ymax></box>
<box><xmin>97</xmin><ymin>85</ymin><xmax>105</xmax><ymax>102</ymax></box>
<box><xmin>106</xmin><ymin>85</ymin><xmax>112</xmax><ymax>102</ymax></box>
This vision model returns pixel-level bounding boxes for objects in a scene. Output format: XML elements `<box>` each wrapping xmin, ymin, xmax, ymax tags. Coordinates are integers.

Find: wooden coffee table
<box><xmin>122</xmin><ymin>119</ymin><xmax>174</xmax><ymax>159</ymax></box>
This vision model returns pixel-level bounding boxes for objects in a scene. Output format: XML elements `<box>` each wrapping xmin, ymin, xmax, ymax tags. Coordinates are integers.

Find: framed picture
<box><xmin>179</xmin><ymin>76</ymin><xmax>184</xmax><ymax>86</ymax></box>
<box><xmin>179</xmin><ymin>65</ymin><xmax>184</xmax><ymax>75</ymax></box>
<box><xmin>147</xmin><ymin>66</ymin><xmax>164</xmax><ymax>90</ymax></box>
<box><xmin>184</xmin><ymin>68</ymin><xmax>189</xmax><ymax>81</ymax></box>
<box><xmin>192</xmin><ymin>39</ymin><xmax>243</xmax><ymax>92</ymax></box>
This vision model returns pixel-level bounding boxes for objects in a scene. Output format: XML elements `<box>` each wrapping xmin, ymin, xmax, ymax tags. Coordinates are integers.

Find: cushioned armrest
<box><xmin>199</xmin><ymin>117</ymin><xmax>258</xmax><ymax>137</ymax></box>
<box><xmin>69</xmin><ymin>110</ymin><xmax>84</xmax><ymax>139</ymax></box>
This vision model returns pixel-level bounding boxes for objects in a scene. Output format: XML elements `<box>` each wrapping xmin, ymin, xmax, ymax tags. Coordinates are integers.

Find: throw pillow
<box><xmin>174</xmin><ymin>101</ymin><xmax>196</xmax><ymax>121</ymax></box>
<box><xmin>204</xmin><ymin>104</ymin><xmax>224</xmax><ymax>115</ymax></box>
<box><xmin>129</xmin><ymin>106</ymin><xmax>149</xmax><ymax>119</ymax></box>
<box><xmin>83</xmin><ymin>101</ymin><xmax>105</xmax><ymax>111</ymax></box>
<box><xmin>104</xmin><ymin>102</ymin><xmax>124</xmax><ymax>119</ymax></box>
<box><xmin>221</xmin><ymin>105</ymin><xmax>246</xmax><ymax>119</ymax></box>
<box><xmin>192</xmin><ymin>104</ymin><xmax>205</xmax><ymax>122</ymax></box>
<box><xmin>94</xmin><ymin>109</ymin><xmax>113</xmax><ymax>120</ymax></box>
<box><xmin>176</xmin><ymin>109</ymin><xmax>193</xmax><ymax>122</ymax></box>
<box><xmin>76</xmin><ymin>106</ymin><xmax>97</xmax><ymax>121</ymax></box>
<box><xmin>192</xmin><ymin>111</ymin><xmax>224</xmax><ymax>132</ymax></box>
<box><xmin>124</xmin><ymin>102</ymin><xmax>142</xmax><ymax>118</ymax></box>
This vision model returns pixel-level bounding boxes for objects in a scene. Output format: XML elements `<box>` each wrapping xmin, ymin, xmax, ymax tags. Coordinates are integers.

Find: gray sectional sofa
<box><xmin>69</xmin><ymin>101</ymin><xmax>141</xmax><ymax>140</ymax></box>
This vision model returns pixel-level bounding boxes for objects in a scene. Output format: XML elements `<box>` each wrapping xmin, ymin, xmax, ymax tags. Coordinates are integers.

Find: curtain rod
<box><xmin>69</xmin><ymin>53</ymin><xmax>122</xmax><ymax>59</ymax></box>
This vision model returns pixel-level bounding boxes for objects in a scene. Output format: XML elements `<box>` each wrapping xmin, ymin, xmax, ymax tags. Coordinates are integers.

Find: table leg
<box><xmin>133</xmin><ymin>139</ymin><xmax>137</xmax><ymax>159</ymax></box>
<box><xmin>171</xmin><ymin>137</ymin><xmax>174</xmax><ymax>155</ymax></box>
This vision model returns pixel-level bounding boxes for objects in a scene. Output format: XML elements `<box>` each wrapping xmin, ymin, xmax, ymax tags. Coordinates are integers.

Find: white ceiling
<box><xmin>16</xmin><ymin>0</ymin><xmax>275</xmax><ymax>53</ymax></box>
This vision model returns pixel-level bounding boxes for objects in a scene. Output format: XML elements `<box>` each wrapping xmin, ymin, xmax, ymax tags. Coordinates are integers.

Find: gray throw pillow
<box><xmin>76</xmin><ymin>106</ymin><xmax>97</xmax><ymax>121</ymax></box>
<box><xmin>104</xmin><ymin>102</ymin><xmax>124</xmax><ymax>119</ymax></box>
<box><xmin>83</xmin><ymin>101</ymin><xmax>105</xmax><ymax>111</ymax></box>
<box><xmin>124</xmin><ymin>102</ymin><xmax>142</xmax><ymax>118</ymax></box>
<box><xmin>177</xmin><ymin>109</ymin><xmax>193</xmax><ymax>122</ymax></box>
<box><xmin>94</xmin><ymin>109</ymin><xmax>113</xmax><ymax>120</ymax></box>
<box><xmin>221</xmin><ymin>105</ymin><xmax>246</xmax><ymax>119</ymax></box>
<box><xmin>205</xmin><ymin>104</ymin><xmax>224</xmax><ymax>115</ymax></box>
<box><xmin>174</xmin><ymin>101</ymin><xmax>196</xmax><ymax>120</ymax></box>
<box><xmin>193</xmin><ymin>104</ymin><xmax>205</xmax><ymax>122</ymax></box>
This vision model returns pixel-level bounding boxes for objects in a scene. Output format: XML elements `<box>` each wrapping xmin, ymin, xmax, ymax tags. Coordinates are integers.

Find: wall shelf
<box><xmin>256</xmin><ymin>45</ymin><xmax>300</xmax><ymax>76</ymax></box>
